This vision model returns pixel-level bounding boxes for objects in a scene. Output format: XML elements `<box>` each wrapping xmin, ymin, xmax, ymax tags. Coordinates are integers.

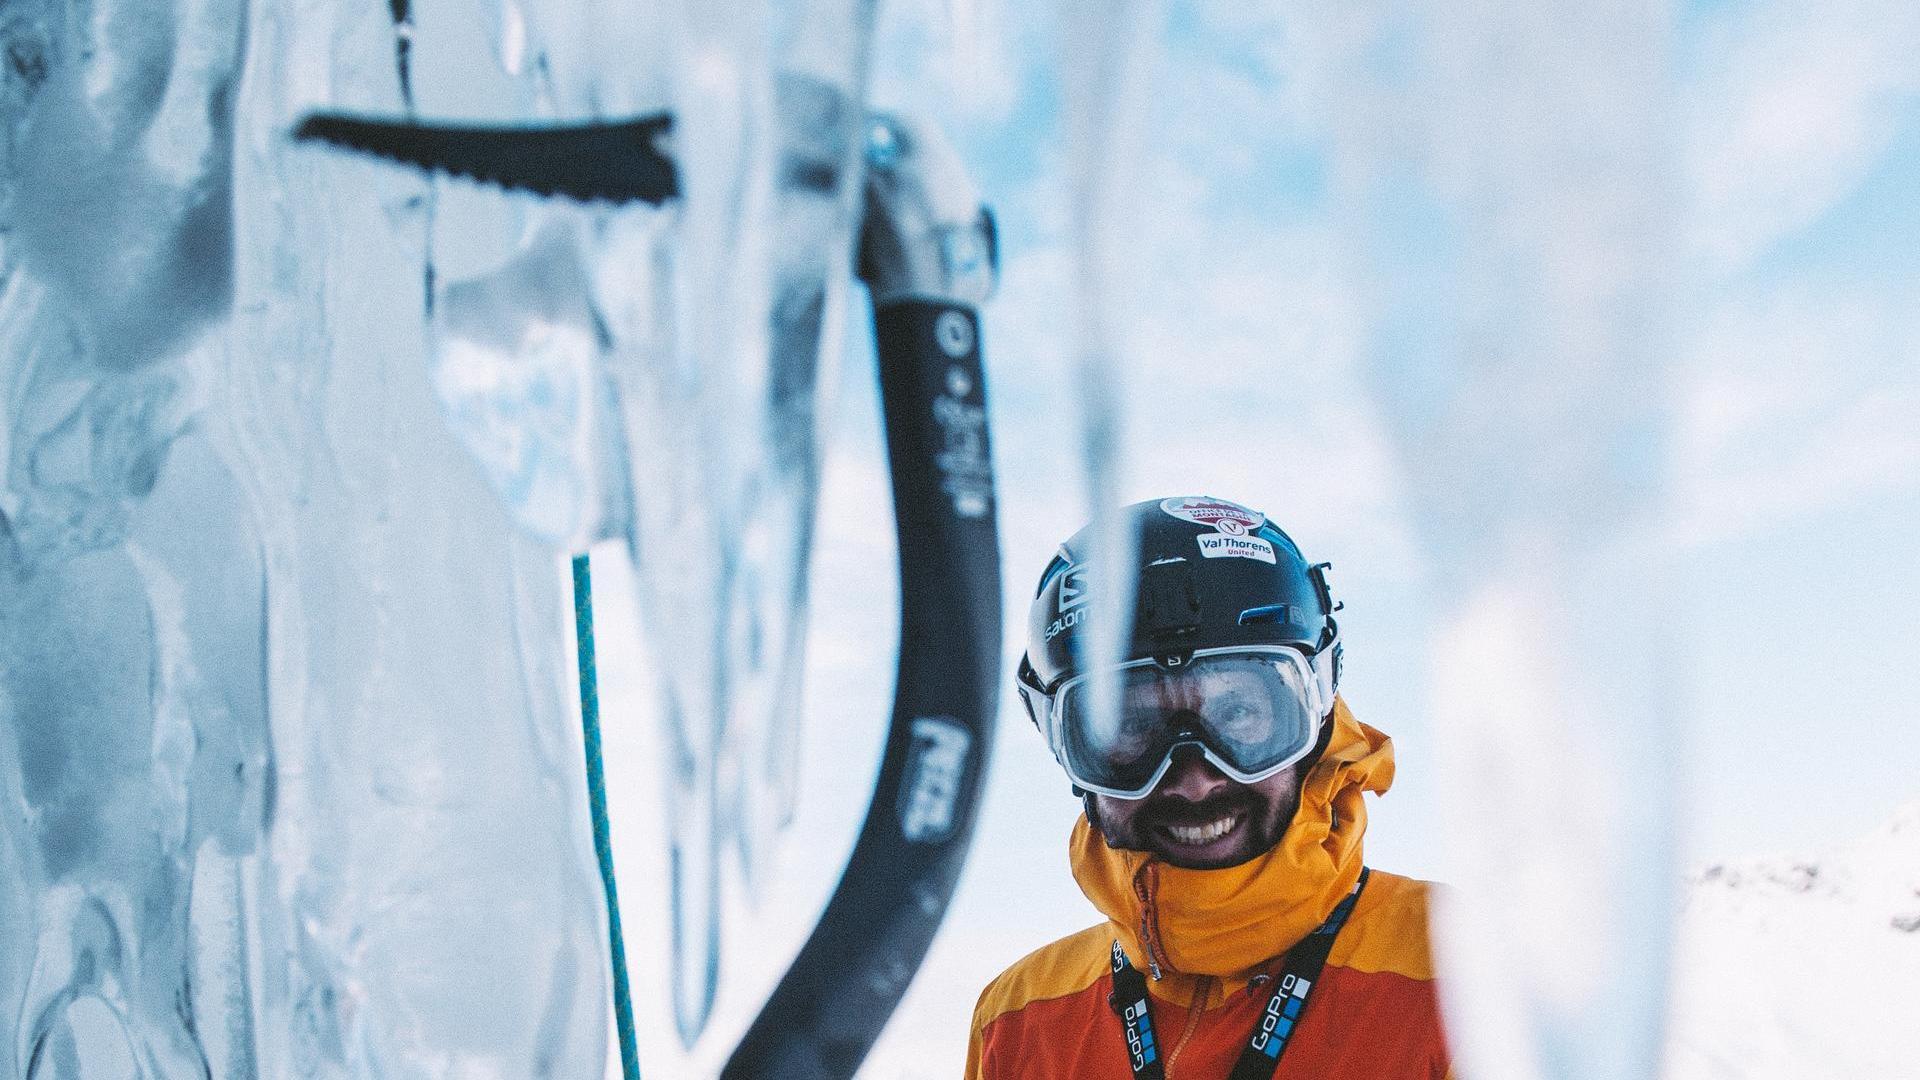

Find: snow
<box><xmin>1665</xmin><ymin>801</ymin><xmax>1920</xmax><ymax>1080</ymax></box>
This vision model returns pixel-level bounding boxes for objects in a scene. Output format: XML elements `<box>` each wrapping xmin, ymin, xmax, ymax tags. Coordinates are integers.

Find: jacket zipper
<box><xmin>1130</xmin><ymin>862</ymin><xmax>1210</xmax><ymax>1078</ymax></box>
<box><xmin>1132</xmin><ymin>864</ymin><xmax>1165</xmax><ymax>980</ymax></box>
<box><xmin>1162</xmin><ymin>975</ymin><xmax>1215</xmax><ymax>1079</ymax></box>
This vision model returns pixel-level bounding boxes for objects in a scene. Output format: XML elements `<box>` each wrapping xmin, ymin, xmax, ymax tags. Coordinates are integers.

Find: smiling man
<box><xmin>966</xmin><ymin>497</ymin><xmax>1451</xmax><ymax>1079</ymax></box>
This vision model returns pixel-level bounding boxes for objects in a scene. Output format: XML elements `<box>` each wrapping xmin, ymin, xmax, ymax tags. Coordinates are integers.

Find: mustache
<box><xmin>1142</xmin><ymin>792</ymin><xmax>1257</xmax><ymax>828</ymax></box>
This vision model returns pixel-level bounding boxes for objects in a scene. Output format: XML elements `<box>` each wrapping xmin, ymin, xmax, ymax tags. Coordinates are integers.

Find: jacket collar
<box><xmin>1069</xmin><ymin>699</ymin><xmax>1394</xmax><ymax>995</ymax></box>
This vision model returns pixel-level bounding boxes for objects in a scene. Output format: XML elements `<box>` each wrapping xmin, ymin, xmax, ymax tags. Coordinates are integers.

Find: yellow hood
<box><xmin>1069</xmin><ymin>698</ymin><xmax>1395</xmax><ymax>980</ymax></box>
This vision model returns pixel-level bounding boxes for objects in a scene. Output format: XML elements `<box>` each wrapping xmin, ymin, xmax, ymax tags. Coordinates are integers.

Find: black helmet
<box><xmin>1015</xmin><ymin>497</ymin><xmax>1342</xmax><ymax>795</ymax></box>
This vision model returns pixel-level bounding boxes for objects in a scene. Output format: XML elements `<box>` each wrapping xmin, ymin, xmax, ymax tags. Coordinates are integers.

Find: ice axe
<box><xmin>295</xmin><ymin>90</ymin><xmax>1001</xmax><ymax>1080</ymax></box>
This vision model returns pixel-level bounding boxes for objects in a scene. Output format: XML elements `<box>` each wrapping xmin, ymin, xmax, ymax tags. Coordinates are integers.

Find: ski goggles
<box><xmin>1039</xmin><ymin>644</ymin><xmax>1336</xmax><ymax>800</ymax></box>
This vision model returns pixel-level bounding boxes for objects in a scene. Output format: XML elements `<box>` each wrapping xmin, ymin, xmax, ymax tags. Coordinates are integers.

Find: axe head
<box><xmin>292</xmin><ymin>113</ymin><xmax>680</xmax><ymax>205</ymax></box>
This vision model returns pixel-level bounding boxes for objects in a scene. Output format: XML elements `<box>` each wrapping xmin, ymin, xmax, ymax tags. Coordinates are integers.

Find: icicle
<box><xmin>627</xmin><ymin>0</ymin><xmax>783</xmax><ymax>1045</ymax></box>
<box><xmin>1055</xmin><ymin>0</ymin><xmax>1163</xmax><ymax>733</ymax></box>
<box><xmin>943</xmin><ymin>0</ymin><xmax>1003</xmax><ymax>115</ymax></box>
<box><xmin>1331</xmin><ymin>2</ymin><xmax>1682</xmax><ymax>1076</ymax></box>
<box><xmin>589</xmin><ymin>0</ymin><xmax>876</xmax><ymax>1056</ymax></box>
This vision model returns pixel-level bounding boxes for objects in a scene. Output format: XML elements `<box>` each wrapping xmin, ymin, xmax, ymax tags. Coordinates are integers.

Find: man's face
<box><xmin>1086</xmin><ymin>747</ymin><xmax>1306</xmax><ymax>870</ymax></box>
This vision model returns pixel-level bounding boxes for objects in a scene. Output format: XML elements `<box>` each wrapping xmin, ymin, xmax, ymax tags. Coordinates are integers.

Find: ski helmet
<box><xmin>1016</xmin><ymin>496</ymin><xmax>1343</xmax><ymax>798</ymax></box>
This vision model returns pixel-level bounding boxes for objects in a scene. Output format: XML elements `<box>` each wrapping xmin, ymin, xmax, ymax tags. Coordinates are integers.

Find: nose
<box><xmin>1152</xmin><ymin>745</ymin><xmax>1232</xmax><ymax>803</ymax></box>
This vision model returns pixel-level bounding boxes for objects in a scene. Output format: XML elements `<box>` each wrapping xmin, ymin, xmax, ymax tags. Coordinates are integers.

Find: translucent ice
<box><xmin>0</xmin><ymin>0</ymin><xmax>241</xmax><ymax>377</ymax></box>
<box><xmin>0</xmin><ymin>0</ymin><xmax>244</xmax><ymax>562</ymax></box>
<box><xmin>589</xmin><ymin>1</ymin><xmax>875</xmax><ymax>1050</ymax></box>
<box><xmin>1</xmin><ymin>2</ymin><xmax>251</xmax><ymax>1077</ymax></box>
<box><xmin>1327</xmin><ymin>2</ymin><xmax>1682</xmax><ymax>1076</ymax></box>
<box><xmin>222</xmin><ymin>3</ymin><xmax>609</xmax><ymax>1075</ymax></box>
<box><xmin>5</xmin><ymin>1</ymin><xmax>623</xmax><ymax>1077</ymax></box>
<box><xmin>4</xmin><ymin>0</ymin><xmax>886</xmax><ymax>1075</ymax></box>
<box><xmin>1052</xmin><ymin>0</ymin><xmax>1161</xmax><ymax>726</ymax></box>
<box><xmin>431</xmin><ymin>221</ymin><xmax>627</xmax><ymax>548</ymax></box>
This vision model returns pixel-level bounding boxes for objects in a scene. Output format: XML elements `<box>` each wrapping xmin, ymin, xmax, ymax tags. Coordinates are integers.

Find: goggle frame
<box><xmin>1036</xmin><ymin>640</ymin><xmax>1338</xmax><ymax>801</ymax></box>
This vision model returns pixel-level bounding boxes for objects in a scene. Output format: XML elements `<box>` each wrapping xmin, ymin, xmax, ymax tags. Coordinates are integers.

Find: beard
<box><xmin>1087</xmin><ymin>782</ymin><xmax>1301</xmax><ymax>870</ymax></box>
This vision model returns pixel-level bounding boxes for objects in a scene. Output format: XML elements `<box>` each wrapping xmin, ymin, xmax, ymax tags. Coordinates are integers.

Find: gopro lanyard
<box><xmin>1108</xmin><ymin>867</ymin><xmax>1370</xmax><ymax>1080</ymax></box>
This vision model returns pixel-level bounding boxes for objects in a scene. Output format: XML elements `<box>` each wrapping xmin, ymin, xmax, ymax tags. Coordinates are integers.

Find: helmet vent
<box><xmin>1237</xmin><ymin>604</ymin><xmax>1294</xmax><ymax>627</ymax></box>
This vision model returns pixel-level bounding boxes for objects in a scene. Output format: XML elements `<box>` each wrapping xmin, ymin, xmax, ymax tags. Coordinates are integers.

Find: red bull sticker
<box><xmin>1160</xmin><ymin>497</ymin><xmax>1264</xmax><ymax>537</ymax></box>
<box><xmin>1197</xmin><ymin>533</ymin><xmax>1277</xmax><ymax>564</ymax></box>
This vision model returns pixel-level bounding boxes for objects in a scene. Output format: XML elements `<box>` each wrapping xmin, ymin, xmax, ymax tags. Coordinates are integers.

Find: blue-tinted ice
<box><xmin>596</xmin><ymin>4</ymin><xmax>876</xmax><ymax>1046</ymax></box>
<box><xmin>6</xmin><ymin>0</ymin><xmax>881</xmax><ymax>1074</ymax></box>
<box><xmin>2</xmin><ymin>2</ymin><xmax>252</xmax><ymax>1077</ymax></box>
<box><xmin>4</xmin><ymin>1</ymin><xmax>612</xmax><ymax>1076</ymax></box>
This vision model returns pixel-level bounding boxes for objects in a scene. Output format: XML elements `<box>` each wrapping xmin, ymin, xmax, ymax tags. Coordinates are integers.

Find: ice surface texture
<box><xmin>5</xmin><ymin>1</ymin><xmax>613</xmax><ymax>1076</ymax></box>
<box><xmin>2</xmin><ymin>2</ymin><xmax>253</xmax><ymax>1078</ymax></box>
<box><xmin>6</xmin><ymin>0</ymin><xmax>880</xmax><ymax>1073</ymax></box>
<box><xmin>223</xmin><ymin>3</ymin><xmax>610</xmax><ymax>1075</ymax></box>
<box><xmin>393</xmin><ymin>3</ymin><xmax>876</xmax><ymax>1055</ymax></box>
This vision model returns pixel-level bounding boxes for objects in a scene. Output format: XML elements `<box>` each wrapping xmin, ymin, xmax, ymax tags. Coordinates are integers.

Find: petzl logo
<box><xmin>898</xmin><ymin>717</ymin><xmax>971</xmax><ymax>843</ymax></box>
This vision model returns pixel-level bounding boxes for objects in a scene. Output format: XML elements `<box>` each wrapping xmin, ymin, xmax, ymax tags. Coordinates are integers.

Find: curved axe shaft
<box><xmin>720</xmin><ymin>113</ymin><xmax>1001</xmax><ymax>1080</ymax></box>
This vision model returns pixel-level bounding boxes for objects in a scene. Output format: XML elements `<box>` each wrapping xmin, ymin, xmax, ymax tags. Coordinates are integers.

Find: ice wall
<box><xmin>1</xmin><ymin>1</ymin><xmax>257</xmax><ymax>1076</ymax></box>
<box><xmin>4</xmin><ymin>1</ymin><xmax>617</xmax><ymax>1076</ymax></box>
<box><xmin>228</xmin><ymin>3</ymin><xmax>616</xmax><ymax>1074</ymax></box>
<box><xmin>5</xmin><ymin>0</ymin><xmax>883</xmax><ymax>1074</ymax></box>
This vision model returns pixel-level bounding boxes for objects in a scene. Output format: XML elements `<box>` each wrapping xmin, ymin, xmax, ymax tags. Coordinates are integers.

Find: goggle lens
<box><xmin>1054</xmin><ymin>649</ymin><xmax>1321</xmax><ymax>797</ymax></box>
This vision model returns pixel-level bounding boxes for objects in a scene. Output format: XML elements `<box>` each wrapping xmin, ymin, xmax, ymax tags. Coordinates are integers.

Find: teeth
<box><xmin>1165</xmin><ymin>814</ymin><xmax>1238</xmax><ymax>845</ymax></box>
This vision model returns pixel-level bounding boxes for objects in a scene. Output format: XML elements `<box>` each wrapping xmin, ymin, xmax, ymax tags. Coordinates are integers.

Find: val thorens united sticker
<box><xmin>1196</xmin><ymin>532</ymin><xmax>1277</xmax><ymax>564</ymax></box>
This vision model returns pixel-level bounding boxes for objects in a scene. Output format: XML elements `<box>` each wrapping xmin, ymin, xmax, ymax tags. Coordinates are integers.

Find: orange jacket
<box><xmin>966</xmin><ymin>701</ymin><xmax>1451</xmax><ymax>1079</ymax></box>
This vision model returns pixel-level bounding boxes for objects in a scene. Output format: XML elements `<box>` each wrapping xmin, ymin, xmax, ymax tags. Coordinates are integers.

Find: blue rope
<box><xmin>573</xmin><ymin>554</ymin><xmax>641</xmax><ymax>1080</ymax></box>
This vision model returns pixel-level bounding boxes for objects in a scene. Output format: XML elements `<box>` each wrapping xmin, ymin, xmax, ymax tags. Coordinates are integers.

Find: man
<box><xmin>966</xmin><ymin>497</ymin><xmax>1450</xmax><ymax>1079</ymax></box>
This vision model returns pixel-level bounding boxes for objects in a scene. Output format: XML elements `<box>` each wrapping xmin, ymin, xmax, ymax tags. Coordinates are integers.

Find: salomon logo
<box><xmin>1059</xmin><ymin>566</ymin><xmax>1090</xmax><ymax>612</ymax></box>
<box><xmin>1043</xmin><ymin>606</ymin><xmax>1086</xmax><ymax>642</ymax></box>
